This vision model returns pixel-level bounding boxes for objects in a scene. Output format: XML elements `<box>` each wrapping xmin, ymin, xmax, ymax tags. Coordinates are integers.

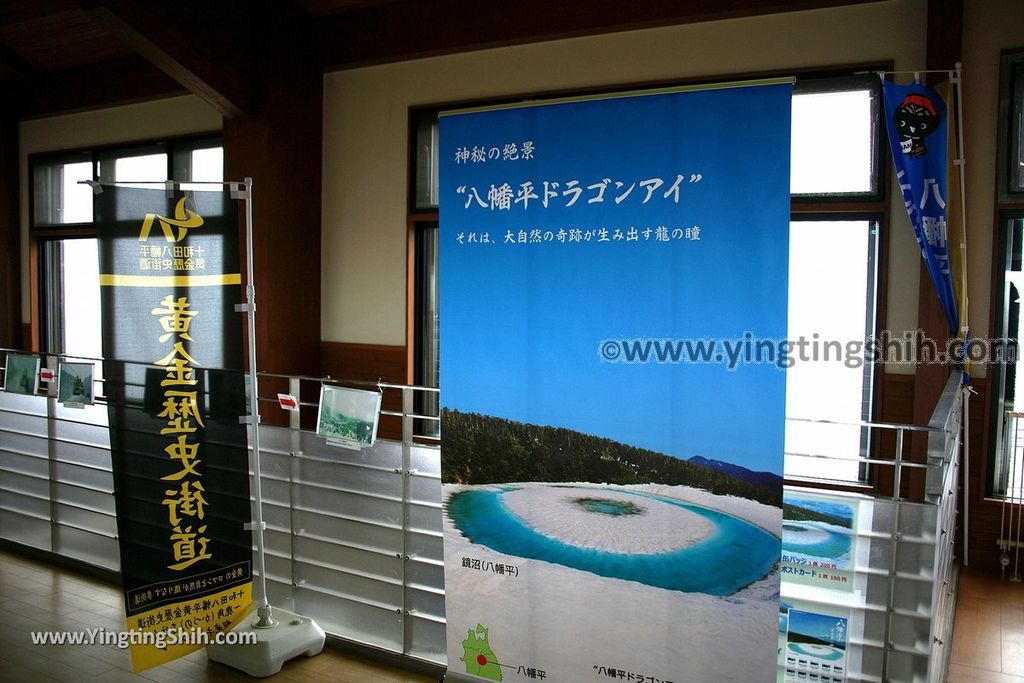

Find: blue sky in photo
<box><xmin>788</xmin><ymin>609</ymin><xmax>848</xmax><ymax>649</ymax></box>
<box><xmin>440</xmin><ymin>83</ymin><xmax>791</xmax><ymax>475</ymax></box>
<box><xmin>786</xmin><ymin>496</ymin><xmax>856</xmax><ymax>523</ymax></box>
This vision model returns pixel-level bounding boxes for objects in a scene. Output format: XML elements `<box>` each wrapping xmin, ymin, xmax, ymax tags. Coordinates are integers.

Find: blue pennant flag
<box><xmin>882</xmin><ymin>80</ymin><xmax>958</xmax><ymax>336</ymax></box>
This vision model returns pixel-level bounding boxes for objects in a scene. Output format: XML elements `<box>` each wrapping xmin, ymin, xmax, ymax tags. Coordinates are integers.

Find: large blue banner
<box><xmin>882</xmin><ymin>81</ymin><xmax>958</xmax><ymax>335</ymax></box>
<box><xmin>440</xmin><ymin>81</ymin><xmax>792</xmax><ymax>682</ymax></box>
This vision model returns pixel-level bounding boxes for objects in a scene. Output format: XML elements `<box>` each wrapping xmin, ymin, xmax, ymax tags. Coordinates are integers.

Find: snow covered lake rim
<box><xmin>444</xmin><ymin>481</ymin><xmax>783</xmax><ymax>538</ymax></box>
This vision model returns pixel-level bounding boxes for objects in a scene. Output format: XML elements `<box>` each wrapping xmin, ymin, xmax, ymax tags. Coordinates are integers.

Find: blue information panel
<box><xmin>440</xmin><ymin>81</ymin><xmax>792</xmax><ymax>682</ymax></box>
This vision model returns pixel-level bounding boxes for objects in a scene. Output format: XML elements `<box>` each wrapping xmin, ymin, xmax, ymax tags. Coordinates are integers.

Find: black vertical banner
<box><xmin>96</xmin><ymin>186</ymin><xmax>253</xmax><ymax>671</ymax></box>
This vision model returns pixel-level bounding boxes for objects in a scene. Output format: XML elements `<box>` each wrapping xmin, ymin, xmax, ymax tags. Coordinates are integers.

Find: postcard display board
<box><xmin>439</xmin><ymin>81</ymin><xmax>792</xmax><ymax>682</ymax></box>
<box><xmin>781</xmin><ymin>482</ymin><xmax>956</xmax><ymax>683</ymax></box>
<box><xmin>780</xmin><ymin>491</ymin><xmax>869</xmax><ymax>683</ymax></box>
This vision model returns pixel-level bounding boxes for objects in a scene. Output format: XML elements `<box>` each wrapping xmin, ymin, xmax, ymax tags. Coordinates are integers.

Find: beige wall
<box><xmin>962</xmin><ymin>0</ymin><xmax>1024</xmax><ymax>378</ymax></box>
<box><xmin>18</xmin><ymin>94</ymin><xmax>222</xmax><ymax>323</ymax></box>
<box><xmin>23</xmin><ymin>1</ymin><xmax>1010</xmax><ymax>373</ymax></box>
<box><xmin>322</xmin><ymin>0</ymin><xmax>928</xmax><ymax>351</ymax></box>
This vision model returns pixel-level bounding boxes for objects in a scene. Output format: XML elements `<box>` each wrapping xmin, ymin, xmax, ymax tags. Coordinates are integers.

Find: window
<box><xmin>413</xmin><ymin>220</ymin><xmax>439</xmax><ymax>437</ymax></box>
<box><xmin>31</xmin><ymin>137</ymin><xmax>223</xmax><ymax>359</ymax></box>
<box><xmin>791</xmin><ymin>76</ymin><xmax>882</xmax><ymax>197</ymax></box>
<box><xmin>785</xmin><ymin>219</ymin><xmax>879</xmax><ymax>482</ymax></box>
<box><xmin>991</xmin><ymin>214</ymin><xmax>1024</xmax><ymax>497</ymax></box>
<box><xmin>409</xmin><ymin>74</ymin><xmax>886</xmax><ymax>469</ymax></box>
<box><xmin>1000</xmin><ymin>50</ymin><xmax>1024</xmax><ymax>198</ymax></box>
<box><xmin>989</xmin><ymin>50</ymin><xmax>1024</xmax><ymax>498</ymax></box>
<box><xmin>412</xmin><ymin>115</ymin><xmax>440</xmax><ymax>211</ymax></box>
<box><xmin>32</xmin><ymin>154</ymin><xmax>94</xmax><ymax>226</ymax></box>
<box><xmin>785</xmin><ymin>75</ymin><xmax>884</xmax><ymax>484</ymax></box>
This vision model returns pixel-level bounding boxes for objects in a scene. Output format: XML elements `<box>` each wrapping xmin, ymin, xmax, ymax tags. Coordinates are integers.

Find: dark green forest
<box><xmin>786</xmin><ymin>630</ymin><xmax>836</xmax><ymax>648</ymax></box>
<box><xmin>782</xmin><ymin>502</ymin><xmax>851</xmax><ymax>528</ymax></box>
<box><xmin>320</xmin><ymin>407</ymin><xmax>374</xmax><ymax>443</ymax></box>
<box><xmin>441</xmin><ymin>409</ymin><xmax>782</xmax><ymax>507</ymax></box>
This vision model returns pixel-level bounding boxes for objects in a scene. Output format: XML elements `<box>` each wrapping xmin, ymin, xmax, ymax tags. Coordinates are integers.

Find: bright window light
<box><xmin>60</xmin><ymin>161</ymin><xmax>94</xmax><ymax>223</ymax></box>
<box><xmin>785</xmin><ymin>220</ymin><xmax>875</xmax><ymax>481</ymax></box>
<box><xmin>114</xmin><ymin>153</ymin><xmax>168</xmax><ymax>188</ymax></box>
<box><xmin>791</xmin><ymin>89</ymin><xmax>874</xmax><ymax>195</ymax></box>
<box><xmin>181</xmin><ymin>147</ymin><xmax>224</xmax><ymax>192</ymax></box>
<box><xmin>191</xmin><ymin>147</ymin><xmax>224</xmax><ymax>182</ymax></box>
<box><xmin>60</xmin><ymin>238</ymin><xmax>103</xmax><ymax>361</ymax></box>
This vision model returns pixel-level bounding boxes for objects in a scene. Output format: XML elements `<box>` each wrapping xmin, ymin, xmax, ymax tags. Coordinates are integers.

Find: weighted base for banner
<box><xmin>206</xmin><ymin>608</ymin><xmax>326</xmax><ymax>678</ymax></box>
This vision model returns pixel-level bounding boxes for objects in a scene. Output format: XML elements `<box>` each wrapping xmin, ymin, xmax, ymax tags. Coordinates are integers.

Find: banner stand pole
<box><xmin>952</xmin><ymin>61</ymin><xmax>970</xmax><ymax>566</ymax></box>
<box><xmin>207</xmin><ymin>177</ymin><xmax>325</xmax><ymax>677</ymax></box>
<box><xmin>238</xmin><ymin>176</ymin><xmax>275</xmax><ymax>630</ymax></box>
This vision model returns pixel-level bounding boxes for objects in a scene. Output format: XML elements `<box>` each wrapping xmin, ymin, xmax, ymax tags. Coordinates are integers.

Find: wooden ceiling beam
<box><xmin>17</xmin><ymin>55</ymin><xmax>186</xmax><ymax>119</ymax></box>
<box><xmin>318</xmin><ymin>0</ymin><xmax>886</xmax><ymax>70</ymax></box>
<box><xmin>0</xmin><ymin>47</ymin><xmax>35</xmax><ymax>81</ymax></box>
<box><xmin>79</xmin><ymin>0</ymin><xmax>255</xmax><ymax>118</ymax></box>
<box><xmin>0</xmin><ymin>0</ymin><xmax>79</xmax><ymax>27</ymax></box>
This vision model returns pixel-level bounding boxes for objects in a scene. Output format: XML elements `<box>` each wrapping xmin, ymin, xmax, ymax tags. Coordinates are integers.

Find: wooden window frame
<box><xmin>405</xmin><ymin>66</ymin><xmax>892</xmax><ymax>474</ymax></box>
<box><xmin>27</xmin><ymin>133</ymin><xmax>222</xmax><ymax>353</ymax></box>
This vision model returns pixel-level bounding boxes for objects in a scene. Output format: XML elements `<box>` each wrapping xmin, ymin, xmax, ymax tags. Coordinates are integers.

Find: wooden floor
<box><xmin>0</xmin><ymin>549</ymin><xmax>438</xmax><ymax>683</ymax></box>
<box><xmin>4</xmin><ymin>547</ymin><xmax>1023</xmax><ymax>682</ymax></box>
<box><xmin>948</xmin><ymin>565</ymin><xmax>1024</xmax><ymax>682</ymax></box>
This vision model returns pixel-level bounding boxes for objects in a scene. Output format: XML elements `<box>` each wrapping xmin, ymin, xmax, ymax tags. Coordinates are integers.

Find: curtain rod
<box><xmin>79</xmin><ymin>180</ymin><xmax>246</xmax><ymax>187</ymax></box>
<box><xmin>78</xmin><ymin>179</ymin><xmax>249</xmax><ymax>196</ymax></box>
<box><xmin>858</xmin><ymin>62</ymin><xmax>962</xmax><ymax>82</ymax></box>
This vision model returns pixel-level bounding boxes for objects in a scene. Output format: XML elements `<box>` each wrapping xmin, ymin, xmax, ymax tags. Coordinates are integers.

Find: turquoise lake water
<box><xmin>787</xmin><ymin>643</ymin><xmax>845</xmax><ymax>661</ymax></box>
<box><xmin>446</xmin><ymin>487</ymin><xmax>780</xmax><ymax>595</ymax></box>
<box><xmin>782</xmin><ymin>522</ymin><xmax>851</xmax><ymax>559</ymax></box>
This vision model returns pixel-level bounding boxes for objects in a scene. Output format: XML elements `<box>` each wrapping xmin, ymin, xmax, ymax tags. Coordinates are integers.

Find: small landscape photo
<box><xmin>3</xmin><ymin>354</ymin><xmax>41</xmax><ymax>395</ymax></box>
<box><xmin>316</xmin><ymin>385</ymin><xmax>382</xmax><ymax>448</ymax></box>
<box><xmin>58</xmin><ymin>362</ymin><xmax>95</xmax><ymax>405</ymax></box>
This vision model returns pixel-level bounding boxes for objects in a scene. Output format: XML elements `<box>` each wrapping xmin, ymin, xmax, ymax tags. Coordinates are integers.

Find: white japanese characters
<box><xmin>455</xmin><ymin>174</ymin><xmax>703</xmax><ymax>211</ymax></box>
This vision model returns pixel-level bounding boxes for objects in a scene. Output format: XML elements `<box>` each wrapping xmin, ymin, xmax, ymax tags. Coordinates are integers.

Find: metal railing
<box><xmin>0</xmin><ymin>349</ymin><xmax>963</xmax><ymax>681</ymax></box>
<box><xmin>784</xmin><ymin>370</ymin><xmax>962</xmax><ymax>683</ymax></box>
<box><xmin>997</xmin><ymin>410</ymin><xmax>1024</xmax><ymax>579</ymax></box>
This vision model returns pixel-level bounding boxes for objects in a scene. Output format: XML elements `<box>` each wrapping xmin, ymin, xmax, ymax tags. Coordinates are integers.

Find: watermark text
<box><xmin>597</xmin><ymin>331</ymin><xmax>1016</xmax><ymax>370</ymax></box>
<box><xmin>29</xmin><ymin>627</ymin><xmax>255</xmax><ymax>650</ymax></box>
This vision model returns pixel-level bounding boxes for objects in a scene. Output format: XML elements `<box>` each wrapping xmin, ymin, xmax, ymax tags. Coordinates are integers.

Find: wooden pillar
<box><xmin>0</xmin><ymin>108</ymin><xmax>21</xmax><ymax>350</ymax></box>
<box><xmin>85</xmin><ymin>0</ymin><xmax>324</xmax><ymax>377</ymax></box>
<box><xmin>222</xmin><ymin>3</ymin><xmax>322</xmax><ymax>378</ymax></box>
<box><xmin>907</xmin><ymin>0</ymin><xmax>963</xmax><ymax>498</ymax></box>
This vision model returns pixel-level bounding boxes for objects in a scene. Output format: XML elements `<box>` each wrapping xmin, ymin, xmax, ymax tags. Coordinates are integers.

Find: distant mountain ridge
<box><xmin>687</xmin><ymin>456</ymin><xmax>783</xmax><ymax>490</ymax></box>
<box><xmin>441</xmin><ymin>409</ymin><xmax>782</xmax><ymax>507</ymax></box>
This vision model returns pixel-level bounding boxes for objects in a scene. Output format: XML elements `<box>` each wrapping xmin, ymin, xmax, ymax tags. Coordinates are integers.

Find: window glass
<box><xmin>177</xmin><ymin>142</ymin><xmax>224</xmax><ymax>191</ymax></box>
<box><xmin>409</xmin><ymin>77</ymin><xmax>884</xmax><ymax>470</ymax></box>
<box><xmin>190</xmin><ymin>147</ymin><xmax>224</xmax><ymax>182</ymax></box>
<box><xmin>990</xmin><ymin>50</ymin><xmax>1024</xmax><ymax>496</ymax></box>
<box><xmin>992</xmin><ymin>216</ymin><xmax>1024</xmax><ymax>497</ymax></box>
<box><xmin>784</xmin><ymin>219</ymin><xmax>878</xmax><ymax>482</ymax></box>
<box><xmin>414</xmin><ymin>222</ymin><xmax>440</xmax><ymax>437</ymax></box>
<box><xmin>34</xmin><ymin>139</ymin><xmax>222</xmax><ymax>360</ymax></box>
<box><xmin>791</xmin><ymin>79</ymin><xmax>878</xmax><ymax>196</ymax></box>
<box><xmin>32</xmin><ymin>157</ymin><xmax>93</xmax><ymax>226</ymax></box>
<box><xmin>414</xmin><ymin>113</ymin><xmax>440</xmax><ymax>210</ymax></box>
<box><xmin>414</xmin><ymin>77</ymin><xmax>880</xmax><ymax>206</ymax></box>
<box><xmin>59</xmin><ymin>238</ymin><xmax>103</xmax><ymax>360</ymax></box>
<box><xmin>113</xmin><ymin>153</ymin><xmax>168</xmax><ymax>188</ymax></box>
<box><xmin>1007</xmin><ymin>56</ymin><xmax>1024</xmax><ymax>194</ymax></box>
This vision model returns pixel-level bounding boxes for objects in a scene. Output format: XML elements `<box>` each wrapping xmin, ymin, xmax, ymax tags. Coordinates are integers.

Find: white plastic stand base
<box><xmin>206</xmin><ymin>608</ymin><xmax>326</xmax><ymax>678</ymax></box>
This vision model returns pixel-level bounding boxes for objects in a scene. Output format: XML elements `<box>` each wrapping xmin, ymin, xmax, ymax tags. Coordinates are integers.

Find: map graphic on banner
<box><xmin>440</xmin><ymin>81</ymin><xmax>792</xmax><ymax>682</ymax></box>
<box><xmin>96</xmin><ymin>186</ymin><xmax>253</xmax><ymax>671</ymax></box>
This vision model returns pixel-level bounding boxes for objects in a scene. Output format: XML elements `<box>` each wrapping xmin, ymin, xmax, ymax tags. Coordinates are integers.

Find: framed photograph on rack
<box><xmin>3</xmin><ymin>354</ymin><xmax>41</xmax><ymax>395</ymax></box>
<box><xmin>316</xmin><ymin>385</ymin><xmax>383</xmax><ymax>450</ymax></box>
<box><xmin>58</xmin><ymin>362</ymin><xmax>95</xmax><ymax>407</ymax></box>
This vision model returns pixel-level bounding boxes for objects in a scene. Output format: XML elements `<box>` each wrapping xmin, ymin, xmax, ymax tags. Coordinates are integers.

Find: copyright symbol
<box><xmin>600</xmin><ymin>340</ymin><xmax>621</xmax><ymax>361</ymax></box>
